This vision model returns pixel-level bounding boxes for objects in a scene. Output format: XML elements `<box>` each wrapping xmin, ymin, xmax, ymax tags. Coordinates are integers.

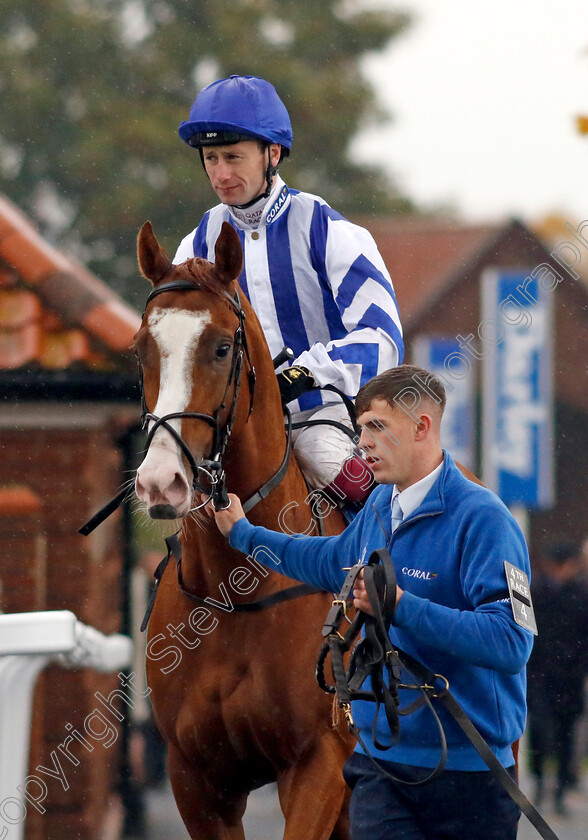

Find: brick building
<box><xmin>362</xmin><ymin>215</ymin><xmax>588</xmax><ymax>560</ymax></box>
<box><xmin>0</xmin><ymin>194</ymin><xmax>141</xmax><ymax>839</ymax></box>
<box><xmin>2</xmin><ymin>195</ymin><xmax>585</xmax><ymax>835</ymax></box>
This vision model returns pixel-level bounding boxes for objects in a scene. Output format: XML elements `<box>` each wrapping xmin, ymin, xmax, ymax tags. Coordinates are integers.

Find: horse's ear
<box><xmin>137</xmin><ymin>221</ymin><xmax>172</xmax><ymax>286</ymax></box>
<box><xmin>213</xmin><ymin>222</ymin><xmax>243</xmax><ymax>287</ymax></box>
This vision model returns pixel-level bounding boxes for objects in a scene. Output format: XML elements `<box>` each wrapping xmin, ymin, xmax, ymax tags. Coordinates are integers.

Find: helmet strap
<box><xmin>233</xmin><ymin>145</ymin><xmax>277</xmax><ymax>209</ymax></box>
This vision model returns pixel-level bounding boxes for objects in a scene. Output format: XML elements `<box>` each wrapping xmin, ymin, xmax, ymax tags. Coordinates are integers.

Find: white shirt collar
<box><xmin>392</xmin><ymin>456</ymin><xmax>444</xmax><ymax>520</ymax></box>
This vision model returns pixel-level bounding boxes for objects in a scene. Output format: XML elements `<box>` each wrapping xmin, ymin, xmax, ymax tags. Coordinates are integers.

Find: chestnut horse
<box><xmin>134</xmin><ymin>221</ymin><xmax>354</xmax><ymax>839</ymax></box>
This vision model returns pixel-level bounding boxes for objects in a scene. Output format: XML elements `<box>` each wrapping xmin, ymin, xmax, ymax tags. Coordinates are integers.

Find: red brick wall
<box><xmin>0</xmin><ymin>415</ymin><xmax>129</xmax><ymax>840</ymax></box>
<box><xmin>0</xmin><ymin>487</ymin><xmax>46</xmax><ymax>840</ymax></box>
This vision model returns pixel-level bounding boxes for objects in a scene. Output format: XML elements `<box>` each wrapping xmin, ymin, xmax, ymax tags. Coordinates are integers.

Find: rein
<box><xmin>78</xmin><ymin>280</ymin><xmax>324</xmax><ymax>619</ymax></box>
<box><xmin>140</xmin><ymin>533</ymin><xmax>320</xmax><ymax>632</ymax></box>
<box><xmin>139</xmin><ymin>281</ymin><xmax>255</xmax><ymax>510</ymax></box>
<box><xmin>317</xmin><ymin>550</ymin><xmax>561</xmax><ymax>840</ymax></box>
<box><xmin>79</xmin><ymin>280</ymin><xmax>274</xmax><ymax>535</ymax></box>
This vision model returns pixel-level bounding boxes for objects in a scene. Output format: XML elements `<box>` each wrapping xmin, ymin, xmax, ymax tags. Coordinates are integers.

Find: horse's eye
<box><xmin>216</xmin><ymin>344</ymin><xmax>231</xmax><ymax>359</ymax></box>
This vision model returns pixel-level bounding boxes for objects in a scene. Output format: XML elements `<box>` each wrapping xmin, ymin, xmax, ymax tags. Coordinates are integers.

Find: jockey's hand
<box><xmin>202</xmin><ymin>493</ymin><xmax>246</xmax><ymax>537</ymax></box>
<box><xmin>352</xmin><ymin>568</ymin><xmax>404</xmax><ymax>616</ymax></box>
<box><xmin>276</xmin><ymin>365</ymin><xmax>316</xmax><ymax>405</ymax></box>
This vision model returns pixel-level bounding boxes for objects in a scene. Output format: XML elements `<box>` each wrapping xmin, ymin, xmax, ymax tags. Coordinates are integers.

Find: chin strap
<box><xmin>233</xmin><ymin>146</ymin><xmax>277</xmax><ymax>208</ymax></box>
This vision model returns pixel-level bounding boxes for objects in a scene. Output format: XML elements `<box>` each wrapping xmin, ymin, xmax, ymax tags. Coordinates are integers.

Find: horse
<box><xmin>134</xmin><ymin>220</ymin><xmax>354</xmax><ymax>840</ymax></box>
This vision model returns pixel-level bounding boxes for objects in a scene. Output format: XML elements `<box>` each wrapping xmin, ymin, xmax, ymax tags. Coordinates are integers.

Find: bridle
<box><xmin>138</xmin><ymin>279</ymin><xmax>256</xmax><ymax>510</ymax></box>
<box><xmin>78</xmin><ymin>276</ymin><xmax>291</xmax><ymax>535</ymax></box>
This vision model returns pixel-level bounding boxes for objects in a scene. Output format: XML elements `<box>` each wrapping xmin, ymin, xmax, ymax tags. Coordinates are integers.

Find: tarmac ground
<box><xmin>143</xmin><ymin>748</ymin><xmax>587</xmax><ymax>840</ymax></box>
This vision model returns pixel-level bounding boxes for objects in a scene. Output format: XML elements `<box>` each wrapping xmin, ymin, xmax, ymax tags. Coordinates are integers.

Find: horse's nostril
<box><xmin>169</xmin><ymin>473</ymin><xmax>188</xmax><ymax>496</ymax></box>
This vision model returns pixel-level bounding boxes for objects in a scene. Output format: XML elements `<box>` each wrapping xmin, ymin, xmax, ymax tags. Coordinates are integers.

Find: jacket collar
<box><xmin>226</xmin><ymin>175</ymin><xmax>291</xmax><ymax>230</ymax></box>
<box><xmin>371</xmin><ymin>450</ymin><xmax>462</xmax><ymax>538</ymax></box>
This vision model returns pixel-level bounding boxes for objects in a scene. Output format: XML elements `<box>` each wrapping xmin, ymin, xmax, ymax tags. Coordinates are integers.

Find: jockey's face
<box><xmin>202</xmin><ymin>141</ymin><xmax>281</xmax><ymax>206</ymax></box>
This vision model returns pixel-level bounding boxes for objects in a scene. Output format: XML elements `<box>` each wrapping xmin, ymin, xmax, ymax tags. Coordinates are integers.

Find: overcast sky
<box><xmin>354</xmin><ymin>0</ymin><xmax>588</xmax><ymax>226</ymax></box>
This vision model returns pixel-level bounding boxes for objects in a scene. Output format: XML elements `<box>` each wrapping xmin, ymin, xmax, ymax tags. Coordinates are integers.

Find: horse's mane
<box><xmin>175</xmin><ymin>257</ymin><xmax>235</xmax><ymax>305</ymax></box>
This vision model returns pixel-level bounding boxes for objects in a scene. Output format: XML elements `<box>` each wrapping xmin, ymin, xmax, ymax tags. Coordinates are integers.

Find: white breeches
<box><xmin>291</xmin><ymin>403</ymin><xmax>358</xmax><ymax>490</ymax></box>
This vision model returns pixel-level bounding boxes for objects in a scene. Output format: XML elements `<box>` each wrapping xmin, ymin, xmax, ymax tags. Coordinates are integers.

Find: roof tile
<box><xmin>0</xmin><ymin>192</ymin><xmax>141</xmax><ymax>372</ymax></box>
<box><xmin>0</xmin><ymin>323</ymin><xmax>40</xmax><ymax>369</ymax></box>
<box><xmin>39</xmin><ymin>330</ymin><xmax>90</xmax><ymax>370</ymax></box>
<box><xmin>0</xmin><ymin>289</ymin><xmax>41</xmax><ymax>327</ymax></box>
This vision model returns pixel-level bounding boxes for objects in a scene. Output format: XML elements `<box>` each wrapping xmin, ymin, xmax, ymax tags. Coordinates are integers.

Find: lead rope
<box><xmin>317</xmin><ymin>550</ymin><xmax>561</xmax><ymax>840</ymax></box>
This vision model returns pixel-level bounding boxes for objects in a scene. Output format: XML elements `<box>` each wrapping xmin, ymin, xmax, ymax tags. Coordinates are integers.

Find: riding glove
<box><xmin>276</xmin><ymin>365</ymin><xmax>316</xmax><ymax>404</ymax></box>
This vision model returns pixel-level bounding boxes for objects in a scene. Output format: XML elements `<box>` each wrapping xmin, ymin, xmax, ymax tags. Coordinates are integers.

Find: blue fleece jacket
<box><xmin>229</xmin><ymin>452</ymin><xmax>534</xmax><ymax>771</ymax></box>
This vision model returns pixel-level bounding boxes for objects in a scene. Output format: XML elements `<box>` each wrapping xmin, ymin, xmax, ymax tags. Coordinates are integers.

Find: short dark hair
<box><xmin>355</xmin><ymin>365</ymin><xmax>446</xmax><ymax>417</ymax></box>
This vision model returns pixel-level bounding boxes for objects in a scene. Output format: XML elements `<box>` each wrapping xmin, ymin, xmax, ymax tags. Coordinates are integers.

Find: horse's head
<box><xmin>134</xmin><ymin>221</ymin><xmax>246</xmax><ymax>519</ymax></box>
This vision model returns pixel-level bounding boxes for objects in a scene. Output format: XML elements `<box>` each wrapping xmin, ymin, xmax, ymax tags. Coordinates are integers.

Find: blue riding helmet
<box><xmin>178</xmin><ymin>75</ymin><xmax>293</xmax><ymax>154</ymax></box>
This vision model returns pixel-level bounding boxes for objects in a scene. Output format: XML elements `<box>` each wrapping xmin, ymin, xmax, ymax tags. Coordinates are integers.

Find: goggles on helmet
<box><xmin>187</xmin><ymin>130</ymin><xmax>257</xmax><ymax>148</ymax></box>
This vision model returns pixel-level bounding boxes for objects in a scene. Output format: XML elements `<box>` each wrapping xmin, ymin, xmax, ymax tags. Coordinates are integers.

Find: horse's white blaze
<box><xmin>149</xmin><ymin>307</ymin><xmax>211</xmax><ymax>429</ymax></box>
<box><xmin>136</xmin><ymin>307</ymin><xmax>211</xmax><ymax>511</ymax></box>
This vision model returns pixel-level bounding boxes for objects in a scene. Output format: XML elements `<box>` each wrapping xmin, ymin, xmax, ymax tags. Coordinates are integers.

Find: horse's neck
<box><xmin>180</xmin><ymin>394</ymin><xmax>304</xmax><ymax>596</ymax></box>
<box><xmin>230</xmin><ymin>413</ymin><xmax>297</xmax><ymax>502</ymax></box>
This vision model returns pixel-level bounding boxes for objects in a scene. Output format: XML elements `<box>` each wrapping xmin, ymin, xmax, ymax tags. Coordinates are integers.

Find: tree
<box><xmin>0</xmin><ymin>0</ymin><xmax>413</xmax><ymax>305</ymax></box>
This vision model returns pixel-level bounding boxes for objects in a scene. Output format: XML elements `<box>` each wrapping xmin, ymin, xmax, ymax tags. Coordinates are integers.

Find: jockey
<box><xmin>175</xmin><ymin>74</ymin><xmax>404</xmax><ymax>508</ymax></box>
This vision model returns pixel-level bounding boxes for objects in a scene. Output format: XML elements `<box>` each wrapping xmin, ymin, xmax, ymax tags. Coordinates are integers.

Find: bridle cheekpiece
<box><xmin>138</xmin><ymin>279</ymin><xmax>256</xmax><ymax>510</ymax></box>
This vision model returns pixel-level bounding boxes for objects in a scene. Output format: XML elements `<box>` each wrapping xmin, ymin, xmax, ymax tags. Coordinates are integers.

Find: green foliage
<box><xmin>0</xmin><ymin>0</ymin><xmax>413</xmax><ymax>305</ymax></box>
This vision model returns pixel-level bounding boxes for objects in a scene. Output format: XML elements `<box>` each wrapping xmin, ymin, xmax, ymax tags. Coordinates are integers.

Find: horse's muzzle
<box><xmin>148</xmin><ymin>503</ymin><xmax>181</xmax><ymax>520</ymax></box>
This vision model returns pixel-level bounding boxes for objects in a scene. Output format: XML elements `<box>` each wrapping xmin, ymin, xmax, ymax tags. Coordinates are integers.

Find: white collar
<box><xmin>227</xmin><ymin>176</ymin><xmax>286</xmax><ymax>230</ymax></box>
<box><xmin>392</xmin><ymin>457</ymin><xmax>444</xmax><ymax>520</ymax></box>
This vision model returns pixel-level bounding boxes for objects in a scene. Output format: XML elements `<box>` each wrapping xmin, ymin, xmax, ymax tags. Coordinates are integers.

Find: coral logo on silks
<box><xmin>266</xmin><ymin>185</ymin><xmax>289</xmax><ymax>225</ymax></box>
<box><xmin>401</xmin><ymin>567</ymin><xmax>438</xmax><ymax>580</ymax></box>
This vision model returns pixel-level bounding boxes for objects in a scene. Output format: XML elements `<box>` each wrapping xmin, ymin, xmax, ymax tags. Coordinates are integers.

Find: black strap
<box><xmin>436</xmin><ymin>690</ymin><xmax>560</xmax><ymax>840</ymax></box>
<box><xmin>140</xmin><ymin>533</ymin><xmax>321</xmax><ymax>632</ymax></box>
<box><xmin>321</xmin><ymin>564</ymin><xmax>364</xmax><ymax>636</ymax></box>
<box><xmin>78</xmin><ymin>484</ymin><xmax>134</xmax><ymax>536</ymax></box>
<box><xmin>316</xmin><ymin>550</ymin><xmax>561</xmax><ymax>839</ymax></box>
<box><xmin>288</xmin><ymin>382</ymin><xmax>359</xmax><ymax>441</ymax></box>
<box><xmin>318</xmin><ymin>384</ymin><xmax>360</xmax><ymax>436</ymax></box>
<box><xmin>290</xmin><ymin>417</ymin><xmax>358</xmax><ymax>441</ymax></box>
<box><xmin>140</xmin><ymin>540</ymin><xmax>174</xmax><ymax>632</ymax></box>
<box><xmin>242</xmin><ymin>407</ymin><xmax>293</xmax><ymax>513</ymax></box>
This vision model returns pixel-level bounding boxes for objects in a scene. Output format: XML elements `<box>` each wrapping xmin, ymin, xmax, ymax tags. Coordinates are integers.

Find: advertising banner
<box><xmin>481</xmin><ymin>269</ymin><xmax>554</xmax><ymax>508</ymax></box>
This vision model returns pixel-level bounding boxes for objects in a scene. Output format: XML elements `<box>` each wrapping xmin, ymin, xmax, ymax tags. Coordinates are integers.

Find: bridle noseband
<box><xmin>138</xmin><ymin>280</ymin><xmax>256</xmax><ymax>509</ymax></box>
<box><xmin>78</xmin><ymin>276</ymin><xmax>294</xmax><ymax>536</ymax></box>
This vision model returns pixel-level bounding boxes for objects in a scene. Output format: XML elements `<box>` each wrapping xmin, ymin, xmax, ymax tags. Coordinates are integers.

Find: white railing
<box><xmin>0</xmin><ymin>611</ymin><xmax>133</xmax><ymax>840</ymax></box>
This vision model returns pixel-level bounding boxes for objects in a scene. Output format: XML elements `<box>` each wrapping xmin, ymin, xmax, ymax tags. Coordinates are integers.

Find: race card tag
<box><xmin>504</xmin><ymin>561</ymin><xmax>538</xmax><ymax>635</ymax></box>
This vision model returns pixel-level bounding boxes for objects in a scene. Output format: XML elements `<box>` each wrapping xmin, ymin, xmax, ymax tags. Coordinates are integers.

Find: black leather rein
<box><xmin>79</xmin><ymin>279</ymin><xmax>322</xmax><ymax>621</ymax></box>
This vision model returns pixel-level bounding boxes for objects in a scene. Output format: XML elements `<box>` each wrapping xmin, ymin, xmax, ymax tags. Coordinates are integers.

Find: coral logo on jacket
<box><xmin>402</xmin><ymin>566</ymin><xmax>438</xmax><ymax>580</ymax></box>
<box><xmin>266</xmin><ymin>185</ymin><xmax>289</xmax><ymax>225</ymax></box>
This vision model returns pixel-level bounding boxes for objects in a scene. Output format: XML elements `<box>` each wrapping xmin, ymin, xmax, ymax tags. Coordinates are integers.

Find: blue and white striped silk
<box><xmin>174</xmin><ymin>176</ymin><xmax>404</xmax><ymax>412</ymax></box>
<box><xmin>391</xmin><ymin>494</ymin><xmax>403</xmax><ymax>533</ymax></box>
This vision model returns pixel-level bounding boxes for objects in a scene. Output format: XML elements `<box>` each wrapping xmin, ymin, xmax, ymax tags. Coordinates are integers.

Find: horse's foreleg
<box><xmin>277</xmin><ymin>737</ymin><xmax>351</xmax><ymax>840</ymax></box>
<box><xmin>167</xmin><ymin>743</ymin><xmax>247</xmax><ymax>840</ymax></box>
